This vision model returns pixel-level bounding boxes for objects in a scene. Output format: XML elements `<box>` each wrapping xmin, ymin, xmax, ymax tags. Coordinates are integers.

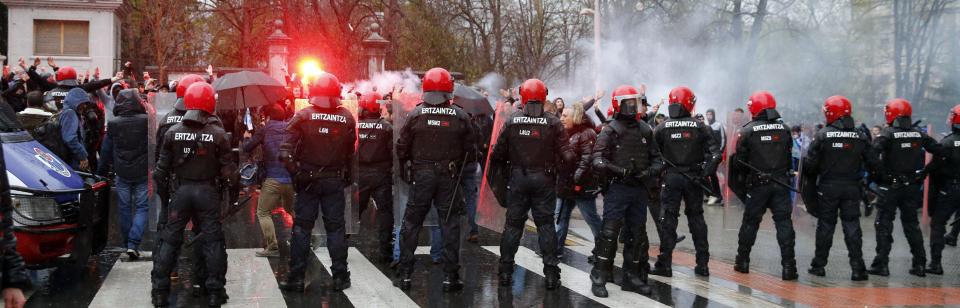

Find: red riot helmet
<box><xmin>421</xmin><ymin>68</ymin><xmax>454</xmax><ymax>105</ymax></box>
<box><xmin>822</xmin><ymin>95</ymin><xmax>852</xmax><ymax>124</ymax></box>
<box><xmin>359</xmin><ymin>91</ymin><xmax>381</xmax><ymax>115</ymax></box>
<box><xmin>183</xmin><ymin>82</ymin><xmax>216</xmax><ymax>114</ymax></box>
<box><xmin>177</xmin><ymin>74</ymin><xmax>207</xmax><ymax>98</ymax></box>
<box><xmin>307</xmin><ymin>72</ymin><xmax>342</xmax><ymax>109</ymax></box>
<box><xmin>611</xmin><ymin>85</ymin><xmax>645</xmax><ymax>118</ymax></box>
<box><xmin>56</xmin><ymin>66</ymin><xmax>78</xmax><ymax>86</ymax></box>
<box><xmin>884</xmin><ymin>98</ymin><xmax>912</xmax><ymax>125</ymax></box>
<box><xmin>606</xmin><ymin>106</ymin><xmax>614</xmax><ymax>118</ymax></box>
<box><xmin>668</xmin><ymin>86</ymin><xmax>696</xmax><ymax>113</ymax></box>
<box><xmin>747</xmin><ymin>91</ymin><xmax>777</xmax><ymax>118</ymax></box>
<box><xmin>519</xmin><ymin>79</ymin><xmax>548</xmax><ymax>105</ymax></box>
<box><xmin>951</xmin><ymin>104</ymin><xmax>960</xmax><ymax>126</ymax></box>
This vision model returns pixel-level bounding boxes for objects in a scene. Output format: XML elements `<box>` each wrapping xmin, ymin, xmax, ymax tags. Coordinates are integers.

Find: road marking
<box><xmin>222</xmin><ymin>249</ymin><xmax>287</xmax><ymax>307</ymax></box>
<box><xmin>89</xmin><ymin>252</ymin><xmax>154</xmax><ymax>307</ymax></box>
<box><xmin>88</xmin><ymin>249</ymin><xmax>286</xmax><ymax>308</ymax></box>
<box><xmin>564</xmin><ymin>245</ymin><xmax>780</xmax><ymax>308</ymax></box>
<box><xmin>314</xmin><ymin>247</ymin><xmax>419</xmax><ymax>308</ymax></box>
<box><xmin>483</xmin><ymin>246</ymin><xmax>669</xmax><ymax>308</ymax></box>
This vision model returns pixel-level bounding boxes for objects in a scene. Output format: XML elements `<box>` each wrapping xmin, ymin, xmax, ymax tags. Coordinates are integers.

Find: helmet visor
<box><xmin>423</xmin><ymin>91</ymin><xmax>451</xmax><ymax>105</ymax></box>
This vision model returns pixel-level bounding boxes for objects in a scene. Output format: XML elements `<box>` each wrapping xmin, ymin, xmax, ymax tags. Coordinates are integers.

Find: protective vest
<box><xmin>657</xmin><ymin>117</ymin><xmax>706</xmax><ymax>167</ymax></box>
<box><xmin>812</xmin><ymin>124</ymin><xmax>869</xmax><ymax>182</ymax></box>
<box><xmin>503</xmin><ymin>111</ymin><xmax>560</xmax><ymax>169</ymax></box>
<box><xmin>407</xmin><ymin>104</ymin><xmax>469</xmax><ymax>162</ymax></box>
<box><xmin>165</xmin><ymin>119</ymin><xmax>229</xmax><ymax>181</ymax></box>
<box><xmin>608</xmin><ymin>119</ymin><xmax>653</xmax><ymax>171</ymax></box>
<box><xmin>740</xmin><ymin>120</ymin><xmax>791</xmax><ymax>172</ymax></box>
<box><xmin>358</xmin><ymin>117</ymin><xmax>393</xmax><ymax>167</ymax></box>
<box><xmin>292</xmin><ymin>106</ymin><xmax>356</xmax><ymax>168</ymax></box>
<box><xmin>878</xmin><ymin>126</ymin><xmax>926</xmax><ymax>174</ymax></box>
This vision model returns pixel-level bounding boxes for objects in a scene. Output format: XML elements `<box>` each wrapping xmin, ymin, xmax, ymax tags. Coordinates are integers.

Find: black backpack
<box><xmin>31</xmin><ymin>111</ymin><xmax>73</xmax><ymax>163</ymax></box>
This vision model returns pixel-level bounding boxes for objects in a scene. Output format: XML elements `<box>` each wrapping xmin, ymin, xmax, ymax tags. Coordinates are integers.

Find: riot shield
<box><xmin>799</xmin><ymin>168</ymin><xmax>820</xmax><ymax>219</ymax></box>
<box><xmin>147</xmin><ymin>93</ymin><xmax>174</xmax><ymax>231</ymax></box>
<box><xmin>475</xmin><ymin>101</ymin><xmax>517</xmax><ymax>232</ymax></box>
<box><xmin>727</xmin><ymin>152</ymin><xmax>748</xmax><ymax>203</ymax></box>
<box><xmin>391</xmin><ymin>92</ymin><xmax>439</xmax><ymax>227</ymax></box>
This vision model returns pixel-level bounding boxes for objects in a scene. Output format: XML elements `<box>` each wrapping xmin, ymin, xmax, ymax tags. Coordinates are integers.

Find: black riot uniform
<box><xmin>357</xmin><ymin>111</ymin><xmax>395</xmax><ymax>263</ymax></box>
<box><xmin>151</xmin><ymin>110</ymin><xmax>234</xmax><ymax>306</ymax></box>
<box><xmin>590</xmin><ymin>111</ymin><xmax>661</xmax><ymax>297</ymax></box>
<box><xmin>155</xmin><ymin>102</ymin><xmax>186</xmax><ymax>233</ymax></box>
<box><xmin>652</xmin><ymin>109</ymin><xmax>721</xmax><ymax>277</ymax></box>
<box><xmin>491</xmin><ymin>108</ymin><xmax>569</xmax><ymax>289</ymax></box>
<box><xmin>804</xmin><ymin>118</ymin><xmax>877</xmax><ymax>280</ymax></box>
<box><xmin>869</xmin><ymin>122</ymin><xmax>940</xmax><ymax>276</ymax></box>
<box><xmin>394</xmin><ymin>103</ymin><xmax>477</xmax><ymax>291</ymax></box>
<box><xmin>731</xmin><ymin>110</ymin><xmax>797</xmax><ymax>280</ymax></box>
<box><xmin>279</xmin><ymin>103</ymin><xmax>356</xmax><ymax>291</ymax></box>
<box><xmin>924</xmin><ymin>129</ymin><xmax>960</xmax><ymax>274</ymax></box>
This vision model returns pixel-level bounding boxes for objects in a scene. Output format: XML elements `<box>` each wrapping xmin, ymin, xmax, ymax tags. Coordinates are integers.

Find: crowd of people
<box><xmin>5</xmin><ymin>57</ymin><xmax>960</xmax><ymax>307</ymax></box>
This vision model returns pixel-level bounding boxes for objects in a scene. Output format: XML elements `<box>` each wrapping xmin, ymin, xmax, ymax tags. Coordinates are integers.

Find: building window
<box><xmin>34</xmin><ymin>20</ymin><xmax>89</xmax><ymax>57</ymax></box>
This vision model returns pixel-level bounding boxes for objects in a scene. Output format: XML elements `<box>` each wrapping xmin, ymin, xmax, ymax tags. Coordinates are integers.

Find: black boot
<box><xmin>621</xmin><ymin>269</ymin><xmax>652</xmax><ymax>295</ymax></box>
<box><xmin>650</xmin><ymin>258</ymin><xmax>672</xmax><ymax>277</ymax></box>
<box><xmin>151</xmin><ymin>289</ymin><xmax>170</xmax><ymax>307</ymax></box>
<box><xmin>850</xmin><ymin>259</ymin><xmax>868</xmax><ymax>281</ymax></box>
<box><xmin>207</xmin><ymin>289</ymin><xmax>228</xmax><ymax>307</ymax></box>
<box><xmin>926</xmin><ymin>262</ymin><xmax>944</xmax><ymax>275</ymax></box>
<box><xmin>590</xmin><ymin>267</ymin><xmax>609</xmax><ymax>298</ymax></box>
<box><xmin>279</xmin><ymin>276</ymin><xmax>305</xmax><ymax>292</ymax></box>
<box><xmin>330</xmin><ymin>272</ymin><xmax>351</xmax><ymax>291</ymax></box>
<box><xmin>946</xmin><ymin>235</ymin><xmax>958</xmax><ymax>247</ymax></box>
<box><xmin>734</xmin><ymin>255</ymin><xmax>749</xmax><ymax>274</ymax></box>
<box><xmin>498</xmin><ymin>262</ymin><xmax>514</xmax><ymax>287</ymax></box>
<box><xmin>393</xmin><ymin>271</ymin><xmax>412</xmax><ymax>290</ymax></box>
<box><xmin>544</xmin><ymin>266</ymin><xmax>561</xmax><ymax>290</ymax></box>
<box><xmin>867</xmin><ymin>262</ymin><xmax>889</xmax><ymax>276</ymax></box>
<box><xmin>807</xmin><ymin>266</ymin><xmax>825</xmax><ymax>276</ymax></box>
<box><xmin>442</xmin><ymin>272</ymin><xmax>464</xmax><ymax>292</ymax></box>
<box><xmin>909</xmin><ymin>264</ymin><xmax>926</xmax><ymax>277</ymax></box>
<box><xmin>782</xmin><ymin>262</ymin><xmax>798</xmax><ymax>281</ymax></box>
<box><xmin>694</xmin><ymin>265</ymin><xmax>709</xmax><ymax>277</ymax></box>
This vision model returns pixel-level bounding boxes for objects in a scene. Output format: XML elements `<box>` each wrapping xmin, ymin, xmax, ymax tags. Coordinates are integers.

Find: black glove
<box><xmin>573</xmin><ymin>168</ymin><xmax>586</xmax><ymax>185</ymax></box>
<box><xmin>610</xmin><ymin>165</ymin><xmax>632</xmax><ymax>178</ymax></box>
<box><xmin>913</xmin><ymin>170</ymin><xmax>927</xmax><ymax>184</ymax></box>
<box><xmin>400</xmin><ymin>161</ymin><xmax>413</xmax><ymax>184</ymax></box>
<box><xmin>153</xmin><ymin>168</ymin><xmax>169</xmax><ymax>192</ymax></box>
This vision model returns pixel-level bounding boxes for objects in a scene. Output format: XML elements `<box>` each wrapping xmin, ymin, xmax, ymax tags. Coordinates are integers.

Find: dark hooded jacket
<box><xmin>558</xmin><ymin>123</ymin><xmax>598</xmax><ymax>198</ymax></box>
<box><xmin>59</xmin><ymin>88</ymin><xmax>88</xmax><ymax>165</ymax></box>
<box><xmin>97</xmin><ymin>89</ymin><xmax>148</xmax><ymax>180</ymax></box>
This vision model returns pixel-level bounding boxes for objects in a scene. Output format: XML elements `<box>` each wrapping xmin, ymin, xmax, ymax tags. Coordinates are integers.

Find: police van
<box><xmin>0</xmin><ymin>111</ymin><xmax>109</xmax><ymax>267</ymax></box>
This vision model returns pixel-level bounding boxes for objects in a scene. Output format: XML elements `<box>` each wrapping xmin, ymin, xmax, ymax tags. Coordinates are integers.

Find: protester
<box><xmin>555</xmin><ymin>102</ymin><xmax>601</xmax><ymax>252</ymax></box>
<box><xmin>242</xmin><ymin>104</ymin><xmax>294</xmax><ymax>258</ymax></box>
<box><xmin>60</xmin><ymin>88</ymin><xmax>90</xmax><ymax>170</ymax></box>
<box><xmin>704</xmin><ymin>109</ymin><xmax>725</xmax><ymax>205</ymax></box>
<box><xmin>97</xmin><ymin>89</ymin><xmax>149</xmax><ymax>259</ymax></box>
<box><xmin>17</xmin><ymin>91</ymin><xmax>52</xmax><ymax>131</ymax></box>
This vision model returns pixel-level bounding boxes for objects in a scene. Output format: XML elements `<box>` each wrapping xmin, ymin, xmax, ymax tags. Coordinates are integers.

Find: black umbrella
<box><xmin>453</xmin><ymin>83</ymin><xmax>494</xmax><ymax>115</ymax></box>
<box><xmin>212</xmin><ymin>71</ymin><xmax>286</xmax><ymax>110</ymax></box>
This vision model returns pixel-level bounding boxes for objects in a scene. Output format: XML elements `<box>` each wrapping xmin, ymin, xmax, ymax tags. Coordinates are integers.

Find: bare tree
<box><xmin>892</xmin><ymin>0</ymin><xmax>956</xmax><ymax>107</ymax></box>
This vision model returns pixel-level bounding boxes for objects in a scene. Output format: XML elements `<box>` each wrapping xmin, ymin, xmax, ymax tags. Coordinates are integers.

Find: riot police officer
<box><xmin>278</xmin><ymin>73</ymin><xmax>356</xmax><ymax>292</ymax></box>
<box><xmin>924</xmin><ymin>105</ymin><xmax>960</xmax><ymax>275</ymax></box>
<box><xmin>491</xmin><ymin>79</ymin><xmax>568</xmax><ymax>290</ymax></box>
<box><xmin>155</xmin><ymin>74</ymin><xmax>207</xmax><ymax>239</ymax></box>
<box><xmin>394</xmin><ymin>68</ymin><xmax>477</xmax><ymax>291</ymax></box>
<box><xmin>869</xmin><ymin>98</ymin><xmax>940</xmax><ymax>277</ymax></box>
<box><xmin>803</xmin><ymin>96</ymin><xmax>877</xmax><ymax>281</ymax></box>
<box><xmin>589</xmin><ymin>85</ymin><xmax>661</xmax><ymax>297</ymax></box>
<box><xmin>357</xmin><ymin>91</ymin><xmax>394</xmax><ymax>263</ymax></box>
<box><xmin>151</xmin><ymin>82</ymin><xmax>234</xmax><ymax>307</ymax></box>
<box><xmin>729</xmin><ymin>91</ymin><xmax>797</xmax><ymax>280</ymax></box>
<box><xmin>651</xmin><ymin>86</ymin><xmax>720</xmax><ymax>277</ymax></box>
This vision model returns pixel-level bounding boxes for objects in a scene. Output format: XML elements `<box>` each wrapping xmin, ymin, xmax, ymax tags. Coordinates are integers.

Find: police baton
<box><xmin>183</xmin><ymin>190</ymin><xmax>255</xmax><ymax>248</ymax></box>
<box><xmin>661</xmin><ymin>157</ymin><xmax>718</xmax><ymax>197</ymax></box>
<box><xmin>445</xmin><ymin>153</ymin><xmax>470</xmax><ymax>223</ymax></box>
<box><xmin>735</xmin><ymin>159</ymin><xmax>800</xmax><ymax>193</ymax></box>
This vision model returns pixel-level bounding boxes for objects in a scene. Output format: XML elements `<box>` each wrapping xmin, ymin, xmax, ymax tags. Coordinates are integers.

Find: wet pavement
<box><xmin>16</xmin><ymin>191</ymin><xmax>960</xmax><ymax>307</ymax></box>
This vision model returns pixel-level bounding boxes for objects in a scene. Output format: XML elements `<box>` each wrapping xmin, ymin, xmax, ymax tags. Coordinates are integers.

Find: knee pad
<box><xmin>600</xmin><ymin>221</ymin><xmax>622</xmax><ymax>240</ymax></box>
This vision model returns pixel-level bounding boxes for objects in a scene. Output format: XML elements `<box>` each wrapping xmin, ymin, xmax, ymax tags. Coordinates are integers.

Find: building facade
<box><xmin>2</xmin><ymin>0</ymin><xmax>123</xmax><ymax>76</ymax></box>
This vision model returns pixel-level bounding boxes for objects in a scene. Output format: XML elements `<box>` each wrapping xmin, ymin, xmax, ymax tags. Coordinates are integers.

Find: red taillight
<box><xmin>90</xmin><ymin>181</ymin><xmax>108</xmax><ymax>192</ymax></box>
